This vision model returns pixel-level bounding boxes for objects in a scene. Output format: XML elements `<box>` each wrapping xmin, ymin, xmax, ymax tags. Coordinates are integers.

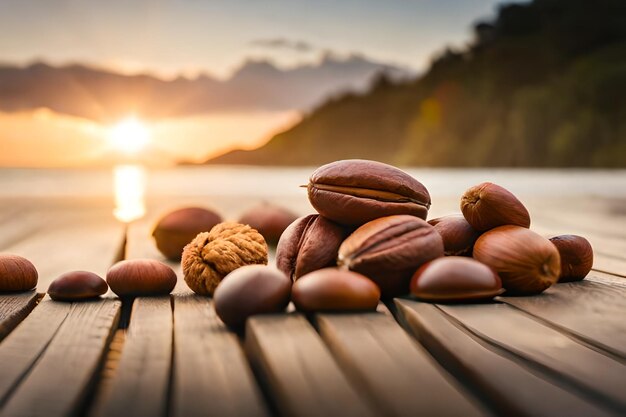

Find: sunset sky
<box><xmin>1</xmin><ymin>0</ymin><xmax>505</xmax><ymax>77</ymax></box>
<box><xmin>0</xmin><ymin>0</ymin><xmax>507</xmax><ymax>167</ymax></box>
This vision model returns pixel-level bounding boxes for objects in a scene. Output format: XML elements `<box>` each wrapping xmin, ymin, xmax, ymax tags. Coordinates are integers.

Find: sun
<box><xmin>108</xmin><ymin>117</ymin><xmax>150</xmax><ymax>154</ymax></box>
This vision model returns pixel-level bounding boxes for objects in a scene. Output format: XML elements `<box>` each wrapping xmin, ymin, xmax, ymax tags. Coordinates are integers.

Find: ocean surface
<box><xmin>0</xmin><ymin>166</ymin><xmax>624</xmax><ymax>199</ymax></box>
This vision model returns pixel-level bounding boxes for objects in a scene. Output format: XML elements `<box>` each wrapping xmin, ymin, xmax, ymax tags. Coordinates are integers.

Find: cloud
<box><xmin>249</xmin><ymin>38</ymin><xmax>315</xmax><ymax>53</ymax></box>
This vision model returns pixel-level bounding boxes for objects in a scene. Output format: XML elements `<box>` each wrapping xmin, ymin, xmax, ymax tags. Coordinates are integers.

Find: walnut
<box><xmin>182</xmin><ymin>222</ymin><xmax>268</xmax><ymax>295</ymax></box>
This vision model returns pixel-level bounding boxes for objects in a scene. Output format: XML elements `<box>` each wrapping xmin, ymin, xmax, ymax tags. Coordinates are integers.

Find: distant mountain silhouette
<box><xmin>0</xmin><ymin>54</ymin><xmax>413</xmax><ymax>123</ymax></box>
<box><xmin>207</xmin><ymin>0</ymin><xmax>626</xmax><ymax>167</ymax></box>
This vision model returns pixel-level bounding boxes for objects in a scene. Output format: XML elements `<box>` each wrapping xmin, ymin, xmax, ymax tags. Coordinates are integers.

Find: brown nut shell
<box><xmin>48</xmin><ymin>271</ymin><xmax>108</xmax><ymax>301</ymax></box>
<box><xmin>152</xmin><ymin>207</ymin><xmax>222</xmax><ymax>261</ymax></box>
<box><xmin>410</xmin><ymin>257</ymin><xmax>503</xmax><ymax>302</ymax></box>
<box><xmin>276</xmin><ymin>214</ymin><xmax>351</xmax><ymax>281</ymax></box>
<box><xmin>473</xmin><ymin>226</ymin><xmax>560</xmax><ymax>295</ymax></box>
<box><xmin>460</xmin><ymin>182</ymin><xmax>530</xmax><ymax>231</ymax></box>
<box><xmin>182</xmin><ymin>222</ymin><xmax>268</xmax><ymax>296</ymax></box>
<box><xmin>428</xmin><ymin>215</ymin><xmax>481</xmax><ymax>256</ymax></box>
<box><xmin>549</xmin><ymin>235</ymin><xmax>593</xmax><ymax>282</ymax></box>
<box><xmin>238</xmin><ymin>202</ymin><xmax>299</xmax><ymax>246</ymax></box>
<box><xmin>107</xmin><ymin>259</ymin><xmax>177</xmax><ymax>297</ymax></box>
<box><xmin>291</xmin><ymin>268</ymin><xmax>380</xmax><ymax>312</ymax></box>
<box><xmin>214</xmin><ymin>265</ymin><xmax>291</xmax><ymax>328</ymax></box>
<box><xmin>0</xmin><ymin>254</ymin><xmax>38</xmax><ymax>292</ymax></box>
<box><xmin>308</xmin><ymin>159</ymin><xmax>431</xmax><ymax>226</ymax></box>
<box><xmin>338</xmin><ymin>215</ymin><xmax>444</xmax><ymax>298</ymax></box>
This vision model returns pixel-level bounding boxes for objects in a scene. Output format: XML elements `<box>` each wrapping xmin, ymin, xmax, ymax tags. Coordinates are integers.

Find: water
<box><xmin>0</xmin><ymin>166</ymin><xmax>624</xmax><ymax>199</ymax></box>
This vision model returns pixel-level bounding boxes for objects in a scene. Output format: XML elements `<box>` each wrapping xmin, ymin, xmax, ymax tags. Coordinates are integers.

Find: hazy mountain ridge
<box><xmin>0</xmin><ymin>54</ymin><xmax>413</xmax><ymax>122</ymax></box>
<box><xmin>207</xmin><ymin>0</ymin><xmax>626</xmax><ymax>167</ymax></box>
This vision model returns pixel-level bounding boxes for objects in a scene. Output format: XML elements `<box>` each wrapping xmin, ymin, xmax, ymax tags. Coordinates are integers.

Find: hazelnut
<box><xmin>428</xmin><ymin>215</ymin><xmax>481</xmax><ymax>256</ymax></box>
<box><xmin>473</xmin><ymin>226</ymin><xmax>560</xmax><ymax>295</ymax></box>
<box><xmin>152</xmin><ymin>207</ymin><xmax>222</xmax><ymax>261</ymax></box>
<box><xmin>238</xmin><ymin>202</ymin><xmax>299</xmax><ymax>246</ymax></box>
<box><xmin>410</xmin><ymin>257</ymin><xmax>503</xmax><ymax>302</ymax></box>
<box><xmin>0</xmin><ymin>254</ymin><xmax>38</xmax><ymax>292</ymax></box>
<box><xmin>276</xmin><ymin>214</ymin><xmax>351</xmax><ymax>281</ymax></box>
<box><xmin>106</xmin><ymin>259</ymin><xmax>177</xmax><ymax>297</ymax></box>
<box><xmin>48</xmin><ymin>271</ymin><xmax>108</xmax><ymax>301</ymax></box>
<box><xmin>549</xmin><ymin>235</ymin><xmax>593</xmax><ymax>282</ymax></box>
<box><xmin>338</xmin><ymin>215</ymin><xmax>444</xmax><ymax>298</ymax></box>
<box><xmin>214</xmin><ymin>265</ymin><xmax>291</xmax><ymax>328</ymax></box>
<box><xmin>182</xmin><ymin>222</ymin><xmax>268</xmax><ymax>296</ymax></box>
<box><xmin>460</xmin><ymin>182</ymin><xmax>530</xmax><ymax>231</ymax></box>
<box><xmin>291</xmin><ymin>268</ymin><xmax>380</xmax><ymax>312</ymax></box>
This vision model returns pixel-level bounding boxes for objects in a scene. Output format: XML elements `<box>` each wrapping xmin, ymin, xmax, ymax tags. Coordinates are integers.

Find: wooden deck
<box><xmin>0</xmin><ymin>195</ymin><xmax>625</xmax><ymax>417</ymax></box>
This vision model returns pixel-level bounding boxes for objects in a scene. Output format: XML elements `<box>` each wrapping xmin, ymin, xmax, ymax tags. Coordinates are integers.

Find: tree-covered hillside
<box><xmin>208</xmin><ymin>0</ymin><xmax>626</xmax><ymax>167</ymax></box>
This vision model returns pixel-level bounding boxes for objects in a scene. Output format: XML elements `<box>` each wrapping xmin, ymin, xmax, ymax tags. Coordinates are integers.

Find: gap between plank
<box><xmin>500</xmin><ymin>301</ymin><xmax>625</xmax><ymax>363</ymax></box>
<box><xmin>0</xmin><ymin>300</ymin><xmax>71</xmax><ymax>409</ymax></box>
<box><xmin>433</xmin><ymin>304</ymin><xmax>625</xmax><ymax>414</ymax></box>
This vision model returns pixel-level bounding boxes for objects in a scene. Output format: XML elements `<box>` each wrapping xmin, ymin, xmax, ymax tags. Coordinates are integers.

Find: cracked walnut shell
<box><xmin>182</xmin><ymin>222</ymin><xmax>269</xmax><ymax>296</ymax></box>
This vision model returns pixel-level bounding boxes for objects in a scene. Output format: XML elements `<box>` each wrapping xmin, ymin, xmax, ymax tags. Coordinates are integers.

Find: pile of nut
<box><xmin>165</xmin><ymin>159</ymin><xmax>593</xmax><ymax>327</ymax></box>
<box><xmin>0</xmin><ymin>159</ymin><xmax>594</xmax><ymax>331</ymax></box>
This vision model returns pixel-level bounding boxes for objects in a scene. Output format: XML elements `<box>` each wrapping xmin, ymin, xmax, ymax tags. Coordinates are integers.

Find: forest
<box><xmin>209</xmin><ymin>0</ymin><xmax>626</xmax><ymax>167</ymax></box>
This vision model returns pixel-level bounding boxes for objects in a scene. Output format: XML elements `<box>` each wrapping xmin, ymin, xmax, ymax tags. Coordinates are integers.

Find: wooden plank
<box><xmin>0</xmin><ymin>207</ymin><xmax>46</xmax><ymax>250</ymax></box>
<box><xmin>438</xmin><ymin>303</ymin><xmax>626</xmax><ymax>412</ymax></box>
<box><xmin>91</xmin><ymin>297</ymin><xmax>172</xmax><ymax>417</ymax></box>
<box><xmin>2</xmin><ymin>218</ymin><xmax>125</xmax><ymax>292</ymax></box>
<box><xmin>245</xmin><ymin>314</ymin><xmax>376</xmax><ymax>417</ymax></box>
<box><xmin>395</xmin><ymin>299</ymin><xmax>614</xmax><ymax>417</ymax></box>
<box><xmin>500</xmin><ymin>280</ymin><xmax>626</xmax><ymax>359</ymax></box>
<box><xmin>586</xmin><ymin>270</ymin><xmax>626</xmax><ymax>287</ymax></box>
<box><xmin>0</xmin><ymin>292</ymin><xmax>40</xmax><ymax>341</ymax></box>
<box><xmin>531</xmin><ymin>203</ymin><xmax>626</xmax><ymax>242</ymax></box>
<box><xmin>0</xmin><ymin>299</ymin><xmax>120</xmax><ymax>417</ymax></box>
<box><xmin>315</xmin><ymin>311</ymin><xmax>486</xmax><ymax>417</ymax></box>
<box><xmin>171</xmin><ymin>294</ymin><xmax>268</xmax><ymax>417</ymax></box>
<box><xmin>0</xmin><ymin>299</ymin><xmax>70</xmax><ymax>407</ymax></box>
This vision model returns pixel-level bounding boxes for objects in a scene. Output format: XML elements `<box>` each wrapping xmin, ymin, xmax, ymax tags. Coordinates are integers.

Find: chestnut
<box><xmin>549</xmin><ymin>235</ymin><xmax>593</xmax><ymax>282</ymax></box>
<box><xmin>106</xmin><ymin>259</ymin><xmax>177</xmax><ymax>297</ymax></box>
<box><xmin>410</xmin><ymin>257</ymin><xmax>503</xmax><ymax>302</ymax></box>
<box><xmin>291</xmin><ymin>268</ymin><xmax>380</xmax><ymax>312</ymax></box>
<box><xmin>460</xmin><ymin>182</ymin><xmax>530</xmax><ymax>231</ymax></box>
<box><xmin>152</xmin><ymin>207</ymin><xmax>222</xmax><ymax>261</ymax></box>
<box><xmin>473</xmin><ymin>226</ymin><xmax>560</xmax><ymax>295</ymax></box>
<box><xmin>214</xmin><ymin>265</ymin><xmax>291</xmax><ymax>328</ymax></box>
<box><xmin>428</xmin><ymin>215</ymin><xmax>481</xmax><ymax>256</ymax></box>
<box><xmin>0</xmin><ymin>254</ymin><xmax>38</xmax><ymax>292</ymax></box>
<box><xmin>238</xmin><ymin>202</ymin><xmax>299</xmax><ymax>246</ymax></box>
<box><xmin>48</xmin><ymin>271</ymin><xmax>108</xmax><ymax>301</ymax></box>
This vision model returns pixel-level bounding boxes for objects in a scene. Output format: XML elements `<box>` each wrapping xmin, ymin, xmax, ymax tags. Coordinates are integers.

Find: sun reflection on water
<box><xmin>113</xmin><ymin>164</ymin><xmax>146</xmax><ymax>223</ymax></box>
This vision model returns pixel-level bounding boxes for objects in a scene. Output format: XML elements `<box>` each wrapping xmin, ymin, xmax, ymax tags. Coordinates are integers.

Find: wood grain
<box><xmin>315</xmin><ymin>311</ymin><xmax>486</xmax><ymax>417</ymax></box>
<box><xmin>0</xmin><ymin>299</ymin><xmax>120</xmax><ymax>417</ymax></box>
<box><xmin>246</xmin><ymin>314</ymin><xmax>376</xmax><ymax>417</ymax></box>
<box><xmin>171</xmin><ymin>294</ymin><xmax>268</xmax><ymax>417</ymax></box>
<box><xmin>586</xmin><ymin>270</ymin><xmax>626</xmax><ymax>287</ymax></box>
<box><xmin>500</xmin><ymin>280</ymin><xmax>626</xmax><ymax>359</ymax></box>
<box><xmin>1</xmin><ymin>215</ymin><xmax>125</xmax><ymax>291</ymax></box>
<box><xmin>395</xmin><ymin>299</ymin><xmax>614</xmax><ymax>417</ymax></box>
<box><xmin>91</xmin><ymin>297</ymin><xmax>172</xmax><ymax>417</ymax></box>
<box><xmin>438</xmin><ymin>303</ymin><xmax>626</xmax><ymax>412</ymax></box>
<box><xmin>0</xmin><ymin>292</ymin><xmax>40</xmax><ymax>341</ymax></box>
<box><xmin>0</xmin><ymin>299</ymin><xmax>70</xmax><ymax>407</ymax></box>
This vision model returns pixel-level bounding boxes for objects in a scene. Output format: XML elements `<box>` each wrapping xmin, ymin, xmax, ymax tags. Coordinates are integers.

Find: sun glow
<box><xmin>108</xmin><ymin>117</ymin><xmax>150</xmax><ymax>154</ymax></box>
<box><xmin>113</xmin><ymin>164</ymin><xmax>146</xmax><ymax>223</ymax></box>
